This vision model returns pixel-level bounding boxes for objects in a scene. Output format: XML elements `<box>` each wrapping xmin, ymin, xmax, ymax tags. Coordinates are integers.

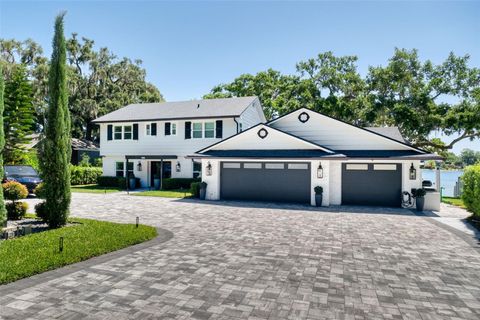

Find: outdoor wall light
<box><xmin>176</xmin><ymin>162</ymin><xmax>181</xmax><ymax>172</ymax></box>
<box><xmin>409</xmin><ymin>163</ymin><xmax>416</xmax><ymax>180</ymax></box>
<box><xmin>206</xmin><ymin>162</ymin><xmax>212</xmax><ymax>176</ymax></box>
<box><xmin>317</xmin><ymin>163</ymin><xmax>324</xmax><ymax>179</ymax></box>
<box><xmin>137</xmin><ymin>161</ymin><xmax>142</xmax><ymax>172</ymax></box>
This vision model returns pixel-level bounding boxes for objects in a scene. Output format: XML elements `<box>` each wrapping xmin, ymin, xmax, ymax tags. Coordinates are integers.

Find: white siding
<box><xmin>239</xmin><ymin>98</ymin><xmax>266</xmax><ymax>128</ymax></box>
<box><xmin>311</xmin><ymin>160</ymin><xmax>330</xmax><ymax>206</ymax></box>
<box><xmin>99</xmin><ymin>118</ymin><xmax>237</xmax><ymax>158</ymax></box>
<box><xmin>206</xmin><ymin>125</ymin><xmax>326</xmax><ymax>151</ymax></box>
<box><xmin>270</xmin><ymin>109</ymin><xmax>416</xmax><ymax>151</ymax></box>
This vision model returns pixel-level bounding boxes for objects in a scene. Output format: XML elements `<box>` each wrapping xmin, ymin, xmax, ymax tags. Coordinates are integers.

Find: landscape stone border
<box><xmin>0</xmin><ymin>227</ymin><xmax>173</xmax><ymax>294</ymax></box>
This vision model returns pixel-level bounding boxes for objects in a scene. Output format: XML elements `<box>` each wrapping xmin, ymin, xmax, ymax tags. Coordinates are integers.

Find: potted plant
<box><xmin>199</xmin><ymin>182</ymin><xmax>207</xmax><ymax>200</ymax></box>
<box><xmin>128</xmin><ymin>173</ymin><xmax>136</xmax><ymax>190</ymax></box>
<box><xmin>412</xmin><ymin>188</ymin><xmax>427</xmax><ymax>211</ymax></box>
<box><xmin>153</xmin><ymin>174</ymin><xmax>161</xmax><ymax>190</ymax></box>
<box><xmin>314</xmin><ymin>186</ymin><xmax>323</xmax><ymax>207</ymax></box>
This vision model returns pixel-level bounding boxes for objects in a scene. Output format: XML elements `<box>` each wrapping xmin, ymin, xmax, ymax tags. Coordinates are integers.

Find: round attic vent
<box><xmin>257</xmin><ymin>128</ymin><xmax>268</xmax><ymax>139</ymax></box>
<box><xmin>298</xmin><ymin>112</ymin><xmax>310</xmax><ymax>123</ymax></box>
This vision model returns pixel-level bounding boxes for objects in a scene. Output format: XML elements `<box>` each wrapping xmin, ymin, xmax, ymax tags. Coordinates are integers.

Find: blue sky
<box><xmin>0</xmin><ymin>0</ymin><xmax>479</xmax><ymax>152</ymax></box>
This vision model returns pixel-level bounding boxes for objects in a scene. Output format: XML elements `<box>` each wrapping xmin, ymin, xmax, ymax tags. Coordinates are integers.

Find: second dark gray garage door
<box><xmin>342</xmin><ymin>163</ymin><xmax>402</xmax><ymax>207</ymax></box>
<box><xmin>221</xmin><ymin>162</ymin><xmax>311</xmax><ymax>204</ymax></box>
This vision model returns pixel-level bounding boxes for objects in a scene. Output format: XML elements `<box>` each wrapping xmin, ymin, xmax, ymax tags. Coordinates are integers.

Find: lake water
<box><xmin>421</xmin><ymin>169</ymin><xmax>464</xmax><ymax>197</ymax></box>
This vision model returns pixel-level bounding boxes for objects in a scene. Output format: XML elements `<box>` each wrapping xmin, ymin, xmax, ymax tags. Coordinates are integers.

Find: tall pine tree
<box><xmin>0</xmin><ymin>68</ymin><xmax>7</xmax><ymax>226</ymax></box>
<box><xmin>41</xmin><ymin>13</ymin><xmax>71</xmax><ymax>228</ymax></box>
<box><xmin>3</xmin><ymin>65</ymin><xmax>35</xmax><ymax>164</ymax></box>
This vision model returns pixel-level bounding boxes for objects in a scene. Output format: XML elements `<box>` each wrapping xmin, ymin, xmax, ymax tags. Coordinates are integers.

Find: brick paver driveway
<box><xmin>2</xmin><ymin>193</ymin><xmax>480</xmax><ymax>320</ymax></box>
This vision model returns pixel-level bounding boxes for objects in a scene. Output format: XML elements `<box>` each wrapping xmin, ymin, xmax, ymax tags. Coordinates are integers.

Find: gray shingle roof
<box><xmin>364</xmin><ymin>127</ymin><xmax>407</xmax><ymax>143</ymax></box>
<box><xmin>92</xmin><ymin>96</ymin><xmax>259</xmax><ymax>123</ymax></box>
<box><xmin>71</xmin><ymin>138</ymin><xmax>99</xmax><ymax>150</ymax></box>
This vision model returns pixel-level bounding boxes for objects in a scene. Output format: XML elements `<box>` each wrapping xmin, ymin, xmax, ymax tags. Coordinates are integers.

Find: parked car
<box><xmin>3</xmin><ymin>165</ymin><xmax>42</xmax><ymax>193</ymax></box>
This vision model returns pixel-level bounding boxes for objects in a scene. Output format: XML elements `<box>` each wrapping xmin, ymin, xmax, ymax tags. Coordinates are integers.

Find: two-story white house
<box><xmin>92</xmin><ymin>97</ymin><xmax>266</xmax><ymax>187</ymax></box>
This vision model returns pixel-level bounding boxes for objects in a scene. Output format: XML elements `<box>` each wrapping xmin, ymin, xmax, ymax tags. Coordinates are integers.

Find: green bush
<box><xmin>163</xmin><ymin>178</ymin><xmax>200</xmax><ymax>190</ymax></box>
<box><xmin>70</xmin><ymin>166</ymin><xmax>103</xmax><ymax>185</ymax></box>
<box><xmin>6</xmin><ymin>202</ymin><xmax>28</xmax><ymax>220</ymax></box>
<box><xmin>97</xmin><ymin>176</ymin><xmax>139</xmax><ymax>190</ymax></box>
<box><xmin>190</xmin><ymin>182</ymin><xmax>201</xmax><ymax>198</ymax></box>
<box><xmin>35</xmin><ymin>201</ymin><xmax>48</xmax><ymax>222</ymax></box>
<box><xmin>34</xmin><ymin>183</ymin><xmax>45</xmax><ymax>199</ymax></box>
<box><xmin>3</xmin><ymin>181</ymin><xmax>28</xmax><ymax>201</ymax></box>
<box><xmin>462</xmin><ymin>165</ymin><xmax>480</xmax><ymax>217</ymax></box>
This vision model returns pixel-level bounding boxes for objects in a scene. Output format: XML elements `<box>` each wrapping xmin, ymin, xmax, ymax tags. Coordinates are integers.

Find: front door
<box><xmin>150</xmin><ymin>161</ymin><xmax>172</xmax><ymax>187</ymax></box>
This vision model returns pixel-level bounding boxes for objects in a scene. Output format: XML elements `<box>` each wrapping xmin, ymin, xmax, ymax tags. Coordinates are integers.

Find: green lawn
<box><xmin>71</xmin><ymin>184</ymin><xmax>121</xmax><ymax>194</ymax></box>
<box><xmin>0</xmin><ymin>217</ymin><xmax>157</xmax><ymax>284</ymax></box>
<box><xmin>442</xmin><ymin>197</ymin><xmax>466</xmax><ymax>208</ymax></box>
<box><xmin>133</xmin><ymin>189</ymin><xmax>193</xmax><ymax>198</ymax></box>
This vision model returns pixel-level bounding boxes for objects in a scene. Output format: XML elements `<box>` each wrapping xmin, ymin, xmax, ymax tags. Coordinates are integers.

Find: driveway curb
<box><xmin>423</xmin><ymin>217</ymin><xmax>480</xmax><ymax>252</ymax></box>
<box><xmin>0</xmin><ymin>227</ymin><xmax>173</xmax><ymax>294</ymax></box>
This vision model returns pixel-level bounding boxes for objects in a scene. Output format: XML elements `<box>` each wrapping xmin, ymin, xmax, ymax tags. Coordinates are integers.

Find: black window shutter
<box><xmin>151</xmin><ymin>123</ymin><xmax>157</xmax><ymax>136</ymax></box>
<box><xmin>215</xmin><ymin>120</ymin><xmax>223</xmax><ymax>139</ymax></box>
<box><xmin>185</xmin><ymin>121</ymin><xmax>191</xmax><ymax>139</ymax></box>
<box><xmin>165</xmin><ymin>122</ymin><xmax>171</xmax><ymax>135</ymax></box>
<box><xmin>133</xmin><ymin>123</ymin><xmax>139</xmax><ymax>140</ymax></box>
<box><xmin>107</xmin><ymin>125</ymin><xmax>113</xmax><ymax>140</ymax></box>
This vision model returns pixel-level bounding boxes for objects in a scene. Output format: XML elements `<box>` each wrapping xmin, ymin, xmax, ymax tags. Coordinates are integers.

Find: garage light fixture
<box><xmin>137</xmin><ymin>161</ymin><xmax>142</xmax><ymax>172</ymax></box>
<box><xmin>409</xmin><ymin>163</ymin><xmax>416</xmax><ymax>180</ymax></box>
<box><xmin>206</xmin><ymin>162</ymin><xmax>212</xmax><ymax>176</ymax></box>
<box><xmin>317</xmin><ymin>163</ymin><xmax>324</xmax><ymax>179</ymax></box>
<box><xmin>176</xmin><ymin>162</ymin><xmax>181</xmax><ymax>172</ymax></box>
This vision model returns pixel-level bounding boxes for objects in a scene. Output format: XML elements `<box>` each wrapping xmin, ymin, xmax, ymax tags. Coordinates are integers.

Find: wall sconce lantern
<box><xmin>409</xmin><ymin>163</ymin><xmax>416</xmax><ymax>180</ymax></box>
<box><xmin>137</xmin><ymin>161</ymin><xmax>142</xmax><ymax>172</ymax></box>
<box><xmin>176</xmin><ymin>162</ymin><xmax>181</xmax><ymax>172</ymax></box>
<box><xmin>206</xmin><ymin>162</ymin><xmax>212</xmax><ymax>176</ymax></box>
<box><xmin>317</xmin><ymin>163</ymin><xmax>324</xmax><ymax>179</ymax></box>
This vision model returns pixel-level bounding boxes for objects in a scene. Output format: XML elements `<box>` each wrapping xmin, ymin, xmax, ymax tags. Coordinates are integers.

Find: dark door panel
<box><xmin>220</xmin><ymin>162</ymin><xmax>311</xmax><ymax>204</ymax></box>
<box><xmin>342</xmin><ymin>163</ymin><xmax>402</xmax><ymax>207</ymax></box>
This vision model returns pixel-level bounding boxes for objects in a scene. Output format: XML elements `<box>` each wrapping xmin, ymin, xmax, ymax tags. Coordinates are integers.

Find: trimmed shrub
<box><xmin>6</xmin><ymin>202</ymin><xmax>28</xmax><ymax>220</ymax></box>
<box><xmin>462</xmin><ymin>165</ymin><xmax>480</xmax><ymax>217</ymax></box>
<box><xmin>97</xmin><ymin>176</ymin><xmax>119</xmax><ymax>187</ymax></box>
<box><xmin>97</xmin><ymin>176</ymin><xmax>139</xmax><ymax>190</ymax></box>
<box><xmin>35</xmin><ymin>201</ymin><xmax>48</xmax><ymax>222</ymax></box>
<box><xmin>163</xmin><ymin>178</ymin><xmax>200</xmax><ymax>190</ymax></box>
<box><xmin>3</xmin><ymin>181</ymin><xmax>28</xmax><ymax>201</ymax></box>
<box><xmin>190</xmin><ymin>182</ymin><xmax>201</xmax><ymax>198</ymax></box>
<box><xmin>70</xmin><ymin>166</ymin><xmax>102</xmax><ymax>185</ymax></box>
<box><xmin>34</xmin><ymin>183</ymin><xmax>46</xmax><ymax>199</ymax></box>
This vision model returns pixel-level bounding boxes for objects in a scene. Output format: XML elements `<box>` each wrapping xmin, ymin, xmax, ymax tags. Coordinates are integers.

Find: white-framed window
<box><xmin>114</xmin><ymin>126</ymin><xmax>122</xmax><ymax>140</ymax></box>
<box><xmin>146</xmin><ymin>124</ymin><xmax>151</xmax><ymax>136</ymax></box>
<box><xmin>204</xmin><ymin>122</ymin><xmax>215</xmax><ymax>138</ymax></box>
<box><xmin>193</xmin><ymin>162</ymin><xmax>201</xmax><ymax>178</ymax></box>
<box><xmin>244</xmin><ymin>163</ymin><xmax>261</xmax><ymax>169</ymax></box>
<box><xmin>123</xmin><ymin>125</ymin><xmax>132</xmax><ymax>140</ymax></box>
<box><xmin>192</xmin><ymin>122</ymin><xmax>203</xmax><ymax>138</ymax></box>
<box><xmin>171</xmin><ymin>123</ymin><xmax>177</xmax><ymax>135</ymax></box>
<box><xmin>223</xmin><ymin>163</ymin><xmax>241</xmax><ymax>169</ymax></box>
<box><xmin>265</xmin><ymin>163</ymin><xmax>284</xmax><ymax>169</ymax></box>
<box><xmin>115</xmin><ymin>162</ymin><xmax>124</xmax><ymax>177</ymax></box>
<box><xmin>346</xmin><ymin>164</ymin><xmax>368</xmax><ymax>170</ymax></box>
<box><xmin>127</xmin><ymin>162</ymin><xmax>134</xmax><ymax>177</ymax></box>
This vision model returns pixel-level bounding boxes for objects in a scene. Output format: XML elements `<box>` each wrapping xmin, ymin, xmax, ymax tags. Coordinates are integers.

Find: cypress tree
<box><xmin>41</xmin><ymin>13</ymin><xmax>71</xmax><ymax>228</ymax></box>
<box><xmin>0</xmin><ymin>68</ymin><xmax>7</xmax><ymax>226</ymax></box>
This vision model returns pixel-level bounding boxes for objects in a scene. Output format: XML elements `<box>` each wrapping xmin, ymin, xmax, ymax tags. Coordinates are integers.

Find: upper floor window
<box><xmin>146</xmin><ymin>124</ymin><xmax>151</xmax><ymax>135</ymax></box>
<box><xmin>239</xmin><ymin>122</ymin><xmax>243</xmax><ymax>132</ymax></box>
<box><xmin>114</xmin><ymin>126</ymin><xmax>122</xmax><ymax>140</ymax></box>
<box><xmin>204</xmin><ymin>122</ymin><xmax>215</xmax><ymax>138</ymax></box>
<box><xmin>192</xmin><ymin>123</ymin><xmax>203</xmax><ymax>138</ymax></box>
<box><xmin>171</xmin><ymin>123</ymin><xmax>177</xmax><ymax>135</ymax></box>
<box><xmin>123</xmin><ymin>125</ymin><xmax>132</xmax><ymax>140</ymax></box>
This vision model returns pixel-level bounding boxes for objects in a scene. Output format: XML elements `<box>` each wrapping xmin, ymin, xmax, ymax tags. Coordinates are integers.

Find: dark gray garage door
<box><xmin>221</xmin><ymin>162</ymin><xmax>311</xmax><ymax>204</ymax></box>
<box><xmin>342</xmin><ymin>163</ymin><xmax>402</xmax><ymax>207</ymax></box>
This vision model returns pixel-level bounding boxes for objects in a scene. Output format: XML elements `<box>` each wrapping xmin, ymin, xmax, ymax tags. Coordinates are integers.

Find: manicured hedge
<box><xmin>162</xmin><ymin>178</ymin><xmax>200</xmax><ymax>190</ymax></box>
<box><xmin>462</xmin><ymin>165</ymin><xmax>480</xmax><ymax>217</ymax></box>
<box><xmin>70</xmin><ymin>166</ymin><xmax>103</xmax><ymax>185</ymax></box>
<box><xmin>190</xmin><ymin>182</ymin><xmax>201</xmax><ymax>198</ymax></box>
<box><xmin>97</xmin><ymin>176</ymin><xmax>140</xmax><ymax>189</ymax></box>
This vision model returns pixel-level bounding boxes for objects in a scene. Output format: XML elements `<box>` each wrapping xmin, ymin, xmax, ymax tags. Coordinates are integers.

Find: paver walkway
<box><xmin>1</xmin><ymin>193</ymin><xmax>480</xmax><ymax>320</ymax></box>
